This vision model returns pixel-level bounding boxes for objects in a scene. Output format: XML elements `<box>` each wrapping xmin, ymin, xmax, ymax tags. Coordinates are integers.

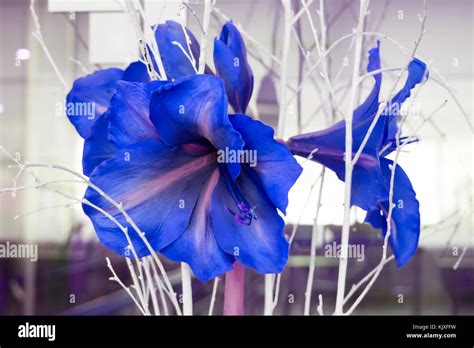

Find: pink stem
<box><xmin>223</xmin><ymin>262</ymin><xmax>245</xmax><ymax>315</ymax></box>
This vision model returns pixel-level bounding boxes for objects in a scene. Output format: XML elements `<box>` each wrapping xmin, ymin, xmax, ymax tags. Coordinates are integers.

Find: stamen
<box><xmin>226</xmin><ymin>203</ymin><xmax>257</xmax><ymax>226</ymax></box>
<box><xmin>220</xmin><ymin>165</ymin><xmax>257</xmax><ymax>226</ymax></box>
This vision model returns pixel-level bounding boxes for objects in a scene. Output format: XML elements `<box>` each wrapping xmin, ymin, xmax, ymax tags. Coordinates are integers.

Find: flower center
<box><xmin>219</xmin><ymin>165</ymin><xmax>257</xmax><ymax>226</ymax></box>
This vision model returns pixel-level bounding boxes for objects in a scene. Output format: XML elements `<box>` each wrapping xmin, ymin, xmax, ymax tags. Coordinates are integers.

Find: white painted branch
<box><xmin>143</xmin><ymin>257</ymin><xmax>160</xmax><ymax>315</ymax></box>
<box><xmin>272</xmin><ymin>152</ymin><xmax>323</xmax><ymax>311</ymax></box>
<box><xmin>264</xmin><ymin>0</ymin><xmax>293</xmax><ymax>316</ymax></box>
<box><xmin>181</xmin><ymin>263</ymin><xmax>193</xmax><ymax>315</ymax></box>
<box><xmin>198</xmin><ymin>0</ymin><xmax>212</xmax><ymax>74</ymax></box>
<box><xmin>334</xmin><ymin>0</ymin><xmax>368</xmax><ymax>316</ymax></box>
<box><xmin>126</xmin><ymin>258</ymin><xmax>150</xmax><ymax>314</ymax></box>
<box><xmin>29</xmin><ymin>0</ymin><xmax>68</xmax><ymax>91</ymax></box>
<box><xmin>316</xmin><ymin>294</ymin><xmax>324</xmax><ymax>315</ymax></box>
<box><xmin>276</xmin><ymin>0</ymin><xmax>293</xmax><ymax>138</ymax></box>
<box><xmin>263</xmin><ymin>274</ymin><xmax>276</xmax><ymax>315</ymax></box>
<box><xmin>106</xmin><ymin>257</ymin><xmax>147</xmax><ymax>315</ymax></box>
<box><xmin>125</xmin><ymin>0</ymin><xmax>163</xmax><ymax>80</ymax></box>
<box><xmin>147</xmin><ymin>256</ymin><xmax>170</xmax><ymax>315</ymax></box>
<box><xmin>208</xmin><ymin>277</ymin><xmax>220</xmax><ymax>316</ymax></box>
<box><xmin>304</xmin><ymin>169</ymin><xmax>325</xmax><ymax>315</ymax></box>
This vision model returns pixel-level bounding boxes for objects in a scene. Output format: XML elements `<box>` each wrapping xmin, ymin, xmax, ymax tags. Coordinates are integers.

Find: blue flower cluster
<box><xmin>66</xmin><ymin>21</ymin><xmax>425</xmax><ymax>281</ymax></box>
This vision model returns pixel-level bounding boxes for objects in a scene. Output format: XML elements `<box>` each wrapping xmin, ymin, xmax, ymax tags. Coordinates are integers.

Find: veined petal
<box><xmin>211</xmin><ymin>166</ymin><xmax>289</xmax><ymax>274</ymax></box>
<box><xmin>160</xmin><ymin>169</ymin><xmax>234</xmax><ymax>282</ymax></box>
<box><xmin>229</xmin><ymin>114</ymin><xmax>302</xmax><ymax>214</ymax></box>
<box><xmin>107</xmin><ymin>80</ymin><xmax>166</xmax><ymax>147</ymax></box>
<box><xmin>83</xmin><ymin>141</ymin><xmax>216</xmax><ymax>258</ymax></box>
<box><xmin>82</xmin><ymin>115</ymin><xmax>115</xmax><ymax>176</ymax></box>
<box><xmin>150</xmin><ymin>75</ymin><xmax>244</xmax><ymax>179</ymax></box>
<box><xmin>66</xmin><ymin>68</ymin><xmax>123</xmax><ymax>139</ymax></box>
<box><xmin>366</xmin><ymin>158</ymin><xmax>420</xmax><ymax>267</ymax></box>
<box><xmin>214</xmin><ymin>21</ymin><xmax>254</xmax><ymax>113</ymax></box>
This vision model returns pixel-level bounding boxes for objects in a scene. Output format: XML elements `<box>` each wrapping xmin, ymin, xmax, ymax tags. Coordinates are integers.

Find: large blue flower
<box><xmin>214</xmin><ymin>21</ymin><xmax>254</xmax><ymax>113</ymax></box>
<box><xmin>66</xmin><ymin>19</ymin><xmax>299</xmax><ymax>281</ymax></box>
<box><xmin>288</xmin><ymin>42</ymin><xmax>426</xmax><ymax>267</ymax></box>
<box><xmin>82</xmin><ymin>74</ymin><xmax>302</xmax><ymax>281</ymax></box>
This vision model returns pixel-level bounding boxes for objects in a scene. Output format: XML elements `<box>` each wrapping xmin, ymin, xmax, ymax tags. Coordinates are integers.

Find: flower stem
<box><xmin>223</xmin><ymin>262</ymin><xmax>245</xmax><ymax>315</ymax></box>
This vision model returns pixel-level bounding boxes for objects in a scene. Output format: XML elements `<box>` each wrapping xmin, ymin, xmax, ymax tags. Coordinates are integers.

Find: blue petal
<box><xmin>366</xmin><ymin>158</ymin><xmax>420</xmax><ymax>267</ymax></box>
<box><xmin>160</xmin><ymin>169</ymin><xmax>234</xmax><ymax>282</ymax></box>
<box><xmin>107</xmin><ymin>80</ymin><xmax>166</xmax><ymax>148</ymax></box>
<box><xmin>155</xmin><ymin>20</ymin><xmax>200</xmax><ymax>79</ymax></box>
<box><xmin>211</xmin><ymin>166</ymin><xmax>289</xmax><ymax>274</ymax></box>
<box><xmin>229</xmin><ymin>114</ymin><xmax>302</xmax><ymax>214</ymax></box>
<box><xmin>66</xmin><ymin>68</ymin><xmax>123</xmax><ymax>139</ymax></box>
<box><xmin>353</xmin><ymin>41</ymin><xmax>381</xmax><ymax>123</ymax></box>
<box><xmin>288</xmin><ymin>115</ymin><xmax>387</xmax><ymax>211</ymax></box>
<box><xmin>383</xmin><ymin>58</ymin><xmax>427</xmax><ymax>150</ymax></box>
<box><xmin>122</xmin><ymin>61</ymin><xmax>151</xmax><ymax>83</ymax></box>
<box><xmin>83</xmin><ymin>141</ymin><xmax>216</xmax><ymax>258</ymax></box>
<box><xmin>365</xmin><ymin>208</ymin><xmax>385</xmax><ymax>229</ymax></box>
<box><xmin>149</xmin><ymin>75</ymin><xmax>244</xmax><ymax>180</ymax></box>
<box><xmin>288</xmin><ymin>102</ymin><xmax>385</xmax><ymax>160</ymax></box>
<box><xmin>344</xmin><ymin>155</ymin><xmax>387</xmax><ymax>211</ymax></box>
<box><xmin>82</xmin><ymin>115</ymin><xmax>115</xmax><ymax>176</ymax></box>
<box><xmin>214</xmin><ymin>21</ymin><xmax>254</xmax><ymax>113</ymax></box>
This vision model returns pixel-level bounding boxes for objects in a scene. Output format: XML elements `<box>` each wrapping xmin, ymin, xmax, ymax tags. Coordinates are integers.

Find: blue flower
<box><xmin>66</xmin><ymin>61</ymin><xmax>150</xmax><ymax>175</ymax></box>
<box><xmin>288</xmin><ymin>42</ymin><xmax>427</xmax><ymax>267</ymax></box>
<box><xmin>155</xmin><ymin>20</ymin><xmax>212</xmax><ymax>79</ymax></box>
<box><xmin>82</xmin><ymin>74</ymin><xmax>302</xmax><ymax>281</ymax></box>
<box><xmin>214</xmin><ymin>21</ymin><xmax>254</xmax><ymax>113</ymax></box>
<box><xmin>155</xmin><ymin>20</ymin><xmax>199</xmax><ymax>79</ymax></box>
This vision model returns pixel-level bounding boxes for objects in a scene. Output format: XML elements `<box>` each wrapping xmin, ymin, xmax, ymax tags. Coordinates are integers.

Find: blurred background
<box><xmin>0</xmin><ymin>0</ymin><xmax>472</xmax><ymax>315</ymax></box>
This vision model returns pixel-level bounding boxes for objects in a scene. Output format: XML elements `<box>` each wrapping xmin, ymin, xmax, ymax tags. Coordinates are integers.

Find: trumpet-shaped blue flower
<box><xmin>82</xmin><ymin>74</ymin><xmax>302</xmax><ymax>281</ymax></box>
<box><xmin>65</xmin><ymin>19</ymin><xmax>300</xmax><ymax>281</ymax></box>
<box><xmin>214</xmin><ymin>21</ymin><xmax>254</xmax><ymax>113</ymax></box>
<box><xmin>288</xmin><ymin>42</ymin><xmax>426</xmax><ymax>267</ymax></box>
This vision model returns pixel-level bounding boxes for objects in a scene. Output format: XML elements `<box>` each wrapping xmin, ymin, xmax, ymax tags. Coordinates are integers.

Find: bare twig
<box><xmin>208</xmin><ymin>277</ymin><xmax>220</xmax><ymax>315</ymax></box>
<box><xmin>29</xmin><ymin>0</ymin><xmax>68</xmax><ymax>90</ymax></box>
<box><xmin>334</xmin><ymin>0</ymin><xmax>369</xmax><ymax>316</ymax></box>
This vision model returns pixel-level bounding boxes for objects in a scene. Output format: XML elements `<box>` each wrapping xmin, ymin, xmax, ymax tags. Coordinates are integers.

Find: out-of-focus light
<box><xmin>16</xmin><ymin>48</ymin><xmax>31</xmax><ymax>61</ymax></box>
<box><xmin>0</xmin><ymin>104</ymin><xmax>3</xmax><ymax>114</ymax></box>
